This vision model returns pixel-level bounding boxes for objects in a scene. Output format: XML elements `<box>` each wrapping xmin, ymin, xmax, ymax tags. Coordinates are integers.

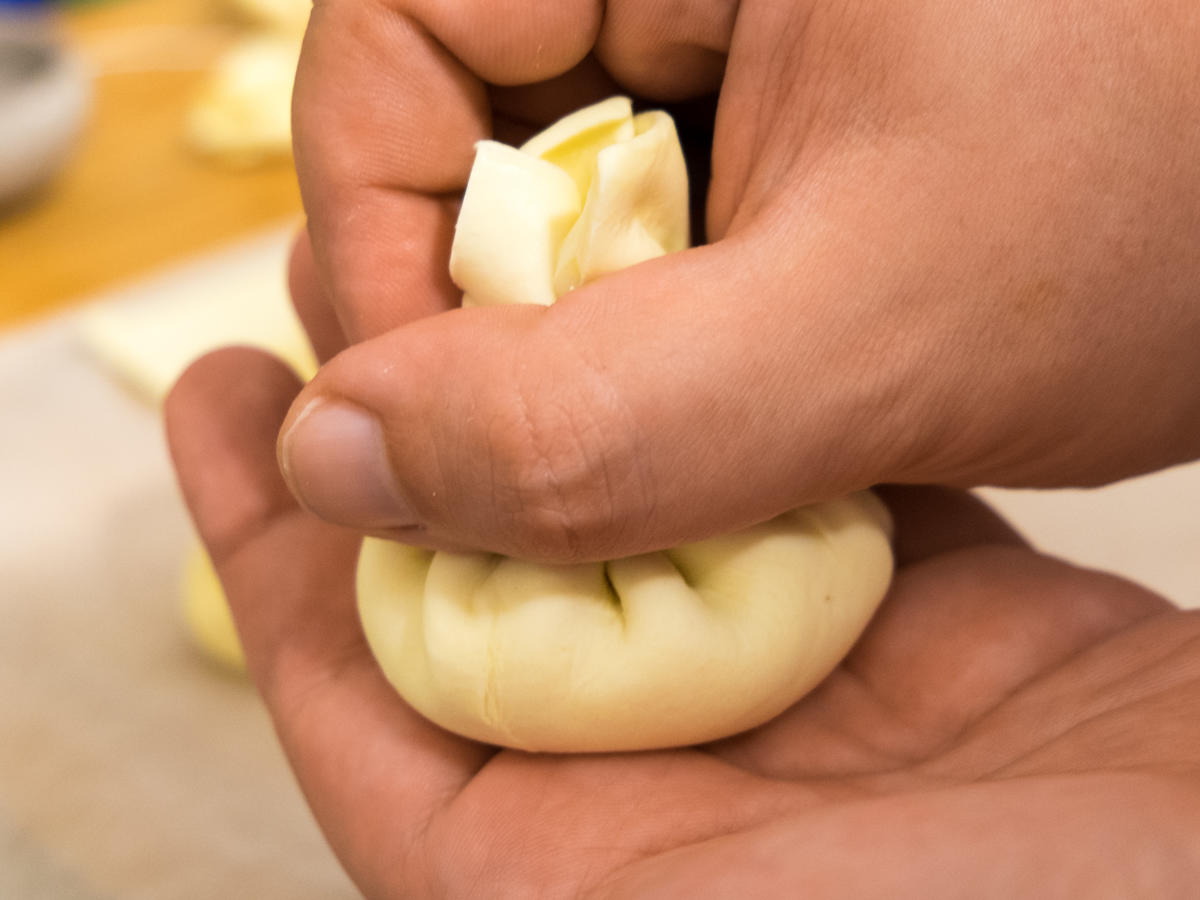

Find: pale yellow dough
<box><xmin>187</xmin><ymin>35</ymin><xmax>301</xmax><ymax>166</ymax></box>
<box><xmin>183</xmin><ymin>544</ymin><xmax>246</xmax><ymax>674</ymax></box>
<box><xmin>78</xmin><ymin>240</ymin><xmax>317</xmax><ymax>405</ymax></box>
<box><xmin>190</xmin><ymin>0</ymin><xmax>308</xmax><ymax>164</ymax></box>
<box><xmin>358</xmin><ymin>98</ymin><xmax>895</xmax><ymax>752</ymax></box>
<box><xmin>450</xmin><ymin>97</ymin><xmax>690</xmax><ymax>306</ymax></box>
<box><xmin>360</xmin><ymin>494</ymin><xmax>892</xmax><ymax>752</ymax></box>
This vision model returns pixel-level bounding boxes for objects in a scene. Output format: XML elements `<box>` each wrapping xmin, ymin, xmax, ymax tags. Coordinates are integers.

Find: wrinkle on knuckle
<box><xmin>499</xmin><ymin>386</ymin><xmax>605</xmax><ymax>561</ymax></box>
<box><xmin>483</xmin><ymin>337</ymin><xmax>642</xmax><ymax>561</ymax></box>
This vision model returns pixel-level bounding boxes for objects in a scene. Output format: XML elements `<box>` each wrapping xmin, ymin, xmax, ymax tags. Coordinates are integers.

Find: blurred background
<box><xmin>1</xmin><ymin>0</ymin><xmax>303</xmax><ymax>326</ymax></box>
<box><xmin>0</xmin><ymin>0</ymin><xmax>355</xmax><ymax>896</ymax></box>
<box><xmin>0</xmin><ymin>1</ymin><xmax>1195</xmax><ymax>897</ymax></box>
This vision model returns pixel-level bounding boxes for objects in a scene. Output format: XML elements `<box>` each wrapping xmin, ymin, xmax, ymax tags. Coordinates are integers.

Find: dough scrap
<box><xmin>183</xmin><ymin>544</ymin><xmax>246</xmax><ymax>674</ymax></box>
<box><xmin>358</xmin><ymin>98</ymin><xmax>895</xmax><ymax>752</ymax></box>
<box><xmin>450</xmin><ymin>96</ymin><xmax>690</xmax><ymax>306</ymax></box>
<box><xmin>78</xmin><ymin>237</ymin><xmax>317</xmax><ymax>404</ymax></box>
<box><xmin>187</xmin><ymin>35</ymin><xmax>300</xmax><ymax>166</ymax></box>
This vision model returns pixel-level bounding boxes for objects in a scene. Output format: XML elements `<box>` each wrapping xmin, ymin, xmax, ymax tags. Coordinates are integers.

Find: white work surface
<box><xmin>0</xmin><ymin>230</ymin><xmax>356</xmax><ymax>899</ymax></box>
<box><xmin>0</xmin><ymin>231</ymin><xmax>1196</xmax><ymax>897</ymax></box>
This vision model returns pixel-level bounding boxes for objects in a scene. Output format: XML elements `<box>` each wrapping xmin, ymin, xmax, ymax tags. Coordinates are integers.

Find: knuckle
<box><xmin>493</xmin><ymin>390</ymin><xmax>611</xmax><ymax>561</ymax></box>
<box><xmin>482</xmin><ymin>345</ymin><xmax>635</xmax><ymax>562</ymax></box>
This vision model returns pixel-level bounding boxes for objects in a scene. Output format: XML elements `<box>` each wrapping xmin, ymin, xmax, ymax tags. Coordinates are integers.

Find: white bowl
<box><xmin>0</xmin><ymin>30</ymin><xmax>89</xmax><ymax>206</ymax></box>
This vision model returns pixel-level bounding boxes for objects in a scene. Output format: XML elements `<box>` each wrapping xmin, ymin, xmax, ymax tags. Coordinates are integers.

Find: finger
<box><xmin>405</xmin><ymin>0</ymin><xmax>602</xmax><ymax>86</ymax></box>
<box><xmin>488</xmin><ymin>54</ymin><xmax>621</xmax><ymax>135</ymax></box>
<box><xmin>295</xmin><ymin>0</ymin><xmax>735</xmax><ymax>344</ymax></box>
<box><xmin>874</xmin><ymin>484</ymin><xmax>1028</xmax><ymax>567</ymax></box>
<box><xmin>287</xmin><ymin>225</ymin><xmax>346</xmax><ymax>364</ymax></box>
<box><xmin>167</xmin><ymin>347</ymin><xmax>305</xmax><ymax>563</ymax></box>
<box><xmin>165</xmin><ymin>348</ymin><xmax>491</xmax><ymax>894</ymax></box>
<box><xmin>293</xmin><ymin>1</ymin><xmax>485</xmax><ymax>341</ymax></box>
<box><xmin>594</xmin><ymin>0</ymin><xmax>738</xmax><ymax>100</ymax></box>
<box><xmin>274</xmin><ymin>232</ymin><xmax>923</xmax><ymax>562</ymax></box>
<box><xmin>292</xmin><ymin>0</ymin><xmax>605</xmax><ymax>343</ymax></box>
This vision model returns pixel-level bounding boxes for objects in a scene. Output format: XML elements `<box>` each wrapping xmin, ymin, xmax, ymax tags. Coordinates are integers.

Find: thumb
<box><xmin>277</xmin><ymin>238</ymin><xmax>914</xmax><ymax>561</ymax></box>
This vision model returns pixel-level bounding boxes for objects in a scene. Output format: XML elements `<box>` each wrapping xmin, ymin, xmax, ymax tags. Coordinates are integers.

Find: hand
<box><xmin>276</xmin><ymin>0</ymin><xmax>1200</xmax><ymax>561</ymax></box>
<box><xmin>167</xmin><ymin>350</ymin><xmax>1200</xmax><ymax>897</ymax></box>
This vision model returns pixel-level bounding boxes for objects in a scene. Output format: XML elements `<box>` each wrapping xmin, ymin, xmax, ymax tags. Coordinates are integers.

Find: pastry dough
<box><xmin>359</xmin><ymin>495</ymin><xmax>892</xmax><ymax>752</ymax></box>
<box><xmin>183</xmin><ymin>544</ymin><xmax>246</xmax><ymax>674</ymax></box>
<box><xmin>189</xmin><ymin>0</ymin><xmax>308</xmax><ymax>164</ymax></box>
<box><xmin>450</xmin><ymin>97</ymin><xmax>689</xmax><ymax>306</ymax></box>
<box><xmin>187</xmin><ymin>35</ymin><xmax>300</xmax><ymax>166</ymax></box>
<box><xmin>358</xmin><ymin>99</ymin><xmax>895</xmax><ymax>752</ymax></box>
<box><xmin>78</xmin><ymin>234</ymin><xmax>317</xmax><ymax>404</ymax></box>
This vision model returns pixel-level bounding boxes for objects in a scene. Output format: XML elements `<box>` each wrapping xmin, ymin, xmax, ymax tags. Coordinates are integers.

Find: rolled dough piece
<box><xmin>358</xmin><ymin>98</ymin><xmax>895</xmax><ymax>752</ymax></box>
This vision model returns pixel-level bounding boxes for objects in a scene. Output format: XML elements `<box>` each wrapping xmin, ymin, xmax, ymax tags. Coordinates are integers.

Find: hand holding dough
<box><xmin>357</xmin><ymin>99</ymin><xmax>895</xmax><ymax>752</ymax></box>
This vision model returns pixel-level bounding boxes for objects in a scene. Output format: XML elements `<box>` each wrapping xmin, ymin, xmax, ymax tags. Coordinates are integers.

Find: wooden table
<box><xmin>0</xmin><ymin>0</ymin><xmax>302</xmax><ymax>331</ymax></box>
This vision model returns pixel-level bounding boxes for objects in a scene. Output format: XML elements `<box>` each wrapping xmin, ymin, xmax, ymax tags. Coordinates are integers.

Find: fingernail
<box><xmin>279</xmin><ymin>400</ymin><xmax>415</xmax><ymax>529</ymax></box>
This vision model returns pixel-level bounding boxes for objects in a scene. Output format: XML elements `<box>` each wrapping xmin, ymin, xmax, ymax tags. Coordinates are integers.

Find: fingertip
<box><xmin>412</xmin><ymin>0</ymin><xmax>602</xmax><ymax>86</ymax></box>
<box><xmin>166</xmin><ymin>347</ymin><xmax>306</xmax><ymax>563</ymax></box>
<box><xmin>277</xmin><ymin>396</ymin><xmax>419</xmax><ymax>532</ymax></box>
<box><xmin>167</xmin><ymin>347</ymin><xmax>492</xmax><ymax>893</ymax></box>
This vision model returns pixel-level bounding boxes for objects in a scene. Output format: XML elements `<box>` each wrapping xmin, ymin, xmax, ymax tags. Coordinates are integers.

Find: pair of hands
<box><xmin>167</xmin><ymin>0</ymin><xmax>1200</xmax><ymax>895</ymax></box>
<box><xmin>168</xmin><ymin>368</ymin><xmax>1200</xmax><ymax>896</ymax></box>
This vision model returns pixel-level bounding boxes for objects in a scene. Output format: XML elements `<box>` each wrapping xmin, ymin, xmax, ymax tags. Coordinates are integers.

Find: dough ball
<box><xmin>359</xmin><ymin>493</ymin><xmax>893</xmax><ymax>752</ymax></box>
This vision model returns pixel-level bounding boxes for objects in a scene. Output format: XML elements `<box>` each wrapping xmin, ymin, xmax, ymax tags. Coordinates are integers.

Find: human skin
<box><xmin>166</xmin><ymin>349</ymin><xmax>1200</xmax><ymax>898</ymax></box>
<box><xmin>275</xmin><ymin>0</ymin><xmax>1200</xmax><ymax>562</ymax></box>
<box><xmin>165</xmin><ymin>1</ymin><xmax>1200</xmax><ymax>893</ymax></box>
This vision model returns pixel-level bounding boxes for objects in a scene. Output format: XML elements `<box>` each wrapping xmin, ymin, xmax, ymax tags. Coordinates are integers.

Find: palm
<box><xmin>168</xmin><ymin>356</ymin><xmax>1199</xmax><ymax>897</ymax></box>
<box><xmin>420</xmin><ymin>548</ymin><xmax>1198</xmax><ymax>897</ymax></box>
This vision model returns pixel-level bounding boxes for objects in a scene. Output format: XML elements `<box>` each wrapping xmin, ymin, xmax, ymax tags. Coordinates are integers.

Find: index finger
<box><xmin>293</xmin><ymin>0</ymin><xmax>606</xmax><ymax>341</ymax></box>
<box><xmin>165</xmin><ymin>348</ymin><xmax>494</xmax><ymax>895</ymax></box>
<box><xmin>293</xmin><ymin>4</ymin><xmax>480</xmax><ymax>341</ymax></box>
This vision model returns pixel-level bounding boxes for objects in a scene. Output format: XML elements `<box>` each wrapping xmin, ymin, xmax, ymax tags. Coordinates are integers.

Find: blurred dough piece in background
<box><xmin>189</xmin><ymin>0</ymin><xmax>309</xmax><ymax>165</ymax></box>
<box><xmin>188</xmin><ymin>33</ymin><xmax>300</xmax><ymax>166</ymax></box>
<box><xmin>184</xmin><ymin>542</ymin><xmax>246</xmax><ymax>674</ymax></box>
<box><xmin>77</xmin><ymin>227</ymin><xmax>316</xmax><ymax>404</ymax></box>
